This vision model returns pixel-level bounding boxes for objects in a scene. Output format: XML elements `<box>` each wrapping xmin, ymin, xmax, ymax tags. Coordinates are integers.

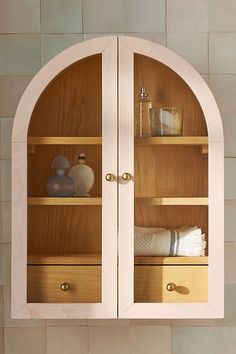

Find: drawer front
<box><xmin>135</xmin><ymin>265</ymin><xmax>208</xmax><ymax>303</ymax></box>
<box><xmin>27</xmin><ymin>266</ymin><xmax>101</xmax><ymax>303</ymax></box>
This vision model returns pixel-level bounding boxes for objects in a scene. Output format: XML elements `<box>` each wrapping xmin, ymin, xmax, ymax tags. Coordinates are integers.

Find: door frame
<box><xmin>118</xmin><ymin>36</ymin><xmax>224</xmax><ymax>319</ymax></box>
<box><xmin>12</xmin><ymin>36</ymin><xmax>118</xmax><ymax>319</ymax></box>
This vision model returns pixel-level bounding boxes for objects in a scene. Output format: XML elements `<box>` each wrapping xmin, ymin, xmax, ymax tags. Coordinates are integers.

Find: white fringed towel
<box><xmin>134</xmin><ymin>226</ymin><xmax>206</xmax><ymax>257</ymax></box>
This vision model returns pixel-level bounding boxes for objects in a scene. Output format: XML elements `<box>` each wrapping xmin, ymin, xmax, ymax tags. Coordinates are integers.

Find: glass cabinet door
<box><xmin>118</xmin><ymin>37</ymin><xmax>214</xmax><ymax>319</ymax></box>
<box><xmin>12</xmin><ymin>37</ymin><xmax>117</xmax><ymax>318</ymax></box>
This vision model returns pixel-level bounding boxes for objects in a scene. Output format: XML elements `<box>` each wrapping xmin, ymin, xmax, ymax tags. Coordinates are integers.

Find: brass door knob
<box><xmin>105</xmin><ymin>173</ymin><xmax>115</xmax><ymax>182</ymax></box>
<box><xmin>60</xmin><ymin>282</ymin><xmax>70</xmax><ymax>291</ymax></box>
<box><xmin>122</xmin><ymin>172</ymin><xmax>132</xmax><ymax>181</ymax></box>
<box><xmin>166</xmin><ymin>283</ymin><xmax>176</xmax><ymax>292</ymax></box>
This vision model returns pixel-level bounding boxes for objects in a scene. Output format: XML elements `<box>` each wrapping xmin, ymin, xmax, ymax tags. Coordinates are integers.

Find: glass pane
<box><xmin>133</xmin><ymin>54</ymin><xmax>208</xmax><ymax>303</ymax></box>
<box><xmin>27</xmin><ymin>54</ymin><xmax>102</xmax><ymax>303</ymax></box>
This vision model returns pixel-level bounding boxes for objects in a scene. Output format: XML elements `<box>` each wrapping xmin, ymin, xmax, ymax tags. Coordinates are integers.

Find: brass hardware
<box><xmin>60</xmin><ymin>282</ymin><xmax>70</xmax><ymax>291</ymax></box>
<box><xmin>166</xmin><ymin>283</ymin><xmax>176</xmax><ymax>292</ymax></box>
<box><xmin>122</xmin><ymin>172</ymin><xmax>132</xmax><ymax>181</ymax></box>
<box><xmin>105</xmin><ymin>173</ymin><xmax>115</xmax><ymax>182</ymax></box>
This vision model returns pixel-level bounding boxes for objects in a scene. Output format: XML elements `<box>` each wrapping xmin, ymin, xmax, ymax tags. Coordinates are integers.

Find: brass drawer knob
<box><xmin>166</xmin><ymin>283</ymin><xmax>176</xmax><ymax>292</ymax></box>
<box><xmin>105</xmin><ymin>173</ymin><xmax>115</xmax><ymax>182</ymax></box>
<box><xmin>122</xmin><ymin>172</ymin><xmax>132</xmax><ymax>181</ymax></box>
<box><xmin>60</xmin><ymin>282</ymin><xmax>70</xmax><ymax>291</ymax></box>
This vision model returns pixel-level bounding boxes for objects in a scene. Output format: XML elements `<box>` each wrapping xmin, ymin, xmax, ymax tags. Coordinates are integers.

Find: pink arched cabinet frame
<box><xmin>12</xmin><ymin>36</ymin><xmax>224</xmax><ymax>319</ymax></box>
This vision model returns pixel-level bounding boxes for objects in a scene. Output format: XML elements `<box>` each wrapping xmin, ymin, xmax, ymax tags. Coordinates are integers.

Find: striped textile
<box><xmin>134</xmin><ymin>226</ymin><xmax>206</xmax><ymax>257</ymax></box>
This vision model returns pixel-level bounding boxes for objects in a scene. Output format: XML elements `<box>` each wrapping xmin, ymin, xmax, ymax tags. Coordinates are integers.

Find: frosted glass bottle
<box><xmin>47</xmin><ymin>156</ymin><xmax>75</xmax><ymax>197</ymax></box>
<box><xmin>68</xmin><ymin>153</ymin><xmax>95</xmax><ymax>197</ymax></box>
<box><xmin>135</xmin><ymin>85</ymin><xmax>152</xmax><ymax>137</ymax></box>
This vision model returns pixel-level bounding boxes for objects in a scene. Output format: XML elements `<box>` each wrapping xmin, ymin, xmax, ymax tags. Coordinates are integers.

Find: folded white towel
<box><xmin>134</xmin><ymin>226</ymin><xmax>206</xmax><ymax>257</ymax></box>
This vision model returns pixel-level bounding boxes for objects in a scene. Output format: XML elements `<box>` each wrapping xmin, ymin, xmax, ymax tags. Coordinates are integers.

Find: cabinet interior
<box><xmin>27</xmin><ymin>54</ymin><xmax>103</xmax><ymax>303</ymax></box>
<box><xmin>26</xmin><ymin>52</ymin><xmax>208</xmax><ymax>304</ymax></box>
<box><xmin>134</xmin><ymin>54</ymin><xmax>208</xmax><ymax>303</ymax></box>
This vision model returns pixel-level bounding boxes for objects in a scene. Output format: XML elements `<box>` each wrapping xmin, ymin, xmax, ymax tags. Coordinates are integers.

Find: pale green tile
<box><xmin>0</xmin><ymin>118</ymin><xmax>13</xmax><ymax>159</ymax></box>
<box><xmin>209</xmin><ymin>75</ymin><xmax>236</xmax><ymax>117</ymax></box>
<box><xmin>167</xmin><ymin>0</ymin><xmax>208</xmax><ymax>33</ymax></box>
<box><xmin>223</xmin><ymin>117</ymin><xmax>236</xmax><ymax>158</ymax></box>
<box><xmin>41</xmin><ymin>34</ymin><xmax>83</xmax><ymax>65</ymax></box>
<box><xmin>210</xmin><ymin>33</ymin><xmax>236</xmax><ymax>74</ymax></box>
<box><xmin>225</xmin><ymin>201</ymin><xmax>236</xmax><ymax>241</ymax></box>
<box><xmin>47</xmin><ymin>327</ymin><xmax>88</xmax><ymax>354</ymax></box>
<box><xmin>41</xmin><ymin>0</ymin><xmax>82</xmax><ymax>33</ymax></box>
<box><xmin>0</xmin><ymin>35</ymin><xmax>40</xmax><ymax>75</ymax></box>
<box><xmin>0</xmin><ymin>76</ymin><xmax>32</xmax><ymax>117</ymax></box>
<box><xmin>0</xmin><ymin>160</ymin><xmax>11</xmax><ymax>204</ymax></box>
<box><xmin>130</xmin><ymin>326</ymin><xmax>171</xmax><ymax>354</ymax></box>
<box><xmin>0</xmin><ymin>0</ymin><xmax>40</xmax><ymax>33</ymax></box>
<box><xmin>4</xmin><ymin>328</ymin><xmax>46</xmax><ymax>354</ymax></box>
<box><xmin>89</xmin><ymin>326</ymin><xmax>130</xmax><ymax>354</ymax></box>
<box><xmin>124</xmin><ymin>0</ymin><xmax>165</xmax><ymax>32</ymax></box>
<box><xmin>83</xmin><ymin>0</ymin><xmax>124</xmax><ymax>33</ymax></box>
<box><xmin>167</xmin><ymin>32</ymin><xmax>208</xmax><ymax>74</ymax></box>
<box><xmin>0</xmin><ymin>160</ymin><xmax>11</xmax><ymax>202</ymax></box>
<box><xmin>225</xmin><ymin>158</ymin><xmax>236</xmax><ymax>199</ymax></box>
<box><xmin>172</xmin><ymin>327</ymin><xmax>236</xmax><ymax>354</ymax></box>
<box><xmin>0</xmin><ymin>201</ymin><xmax>11</xmax><ymax>244</ymax></box>
<box><xmin>225</xmin><ymin>242</ymin><xmax>236</xmax><ymax>284</ymax></box>
<box><xmin>209</xmin><ymin>0</ymin><xmax>236</xmax><ymax>31</ymax></box>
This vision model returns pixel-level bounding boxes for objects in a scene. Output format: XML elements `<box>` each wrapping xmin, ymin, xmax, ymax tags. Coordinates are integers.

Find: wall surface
<box><xmin>0</xmin><ymin>0</ymin><xmax>236</xmax><ymax>353</ymax></box>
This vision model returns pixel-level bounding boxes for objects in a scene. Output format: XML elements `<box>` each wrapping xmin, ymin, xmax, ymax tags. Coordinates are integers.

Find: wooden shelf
<box><xmin>28</xmin><ymin>254</ymin><xmax>208</xmax><ymax>266</ymax></box>
<box><xmin>135</xmin><ymin>256</ymin><xmax>208</xmax><ymax>265</ymax></box>
<box><xmin>28</xmin><ymin>197</ymin><xmax>208</xmax><ymax>206</ymax></box>
<box><xmin>28</xmin><ymin>197</ymin><xmax>102</xmax><ymax>206</ymax></box>
<box><xmin>28</xmin><ymin>254</ymin><xmax>102</xmax><ymax>265</ymax></box>
<box><xmin>28</xmin><ymin>136</ymin><xmax>208</xmax><ymax>146</ymax></box>
<box><xmin>27</xmin><ymin>137</ymin><xmax>102</xmax><ymax>145</ymax></box>
<box><xmin>135</xmin><ymin>197</ymin><xmax>208</xmax><ymax>206</ymax></box>
<box><xmin>135</xmin><ymin>136</ymin><xmax>208</xmax><ymax>146</ymax></box>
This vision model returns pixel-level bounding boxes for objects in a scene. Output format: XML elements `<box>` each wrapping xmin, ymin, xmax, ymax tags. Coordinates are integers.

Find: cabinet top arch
<box><xmin>12</xmin><ymin>35</ymin><xmax>223</xmax><ymax>143</ymax></box>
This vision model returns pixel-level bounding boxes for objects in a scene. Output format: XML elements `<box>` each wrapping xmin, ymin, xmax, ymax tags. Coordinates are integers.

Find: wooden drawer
<box><xmin>134</xmin><ymin>265</ymin><xmax>208</xmax><ymax>303</ymax></box>
<box><xmin>27</xmin><ymin>266</ymin><xmax>101</xmax><ymax>303</ymax></box>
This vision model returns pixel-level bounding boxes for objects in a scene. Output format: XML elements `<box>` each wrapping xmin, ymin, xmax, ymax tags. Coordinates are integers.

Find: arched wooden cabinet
<box><xmin>12</xmin><ymin>36</ymin><xmax>224</xmax><ymax>319</ymax></box>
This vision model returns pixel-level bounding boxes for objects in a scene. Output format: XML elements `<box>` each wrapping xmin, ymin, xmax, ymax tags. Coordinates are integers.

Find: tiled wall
<box><xmin>0</xmin><ymin>0</ymin><xmax>235</xmax><ymax>353</ymax></box>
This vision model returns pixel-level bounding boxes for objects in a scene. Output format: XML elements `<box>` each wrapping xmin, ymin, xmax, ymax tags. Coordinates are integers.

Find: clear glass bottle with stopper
<box><xmin>135</xmin><ymin>85</ymin><xmax>152</xmax><ymax>137</ymax></box>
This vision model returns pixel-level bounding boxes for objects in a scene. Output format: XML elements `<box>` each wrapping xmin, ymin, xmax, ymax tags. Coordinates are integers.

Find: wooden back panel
<box><xmin>27</xmin><ymin>55</ymin><xmax>102</xmax><ymax>257</ymax></box>
<box><xmin>135</xmin><ymin>145</ymin><xmax>208</xmax><ymax>198</ymax></box>
<box><xmin>134</xmin><ymin>54</ymin><xmax>207</xmax><ymax>136</ymax></box>
<box><xmin>28</xmin><ymin>54</ymin><xmax>102</xmax><ymax>137</ymax></box>
<box><xmin>134</xmin><ymin>55</ymin><xmax>208</xmax><ymax>255</ymax></box>
<box><xmin>28</xmin><ymin>205</ymin><xmax>102</xmax><ymax>254</ymax></box>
